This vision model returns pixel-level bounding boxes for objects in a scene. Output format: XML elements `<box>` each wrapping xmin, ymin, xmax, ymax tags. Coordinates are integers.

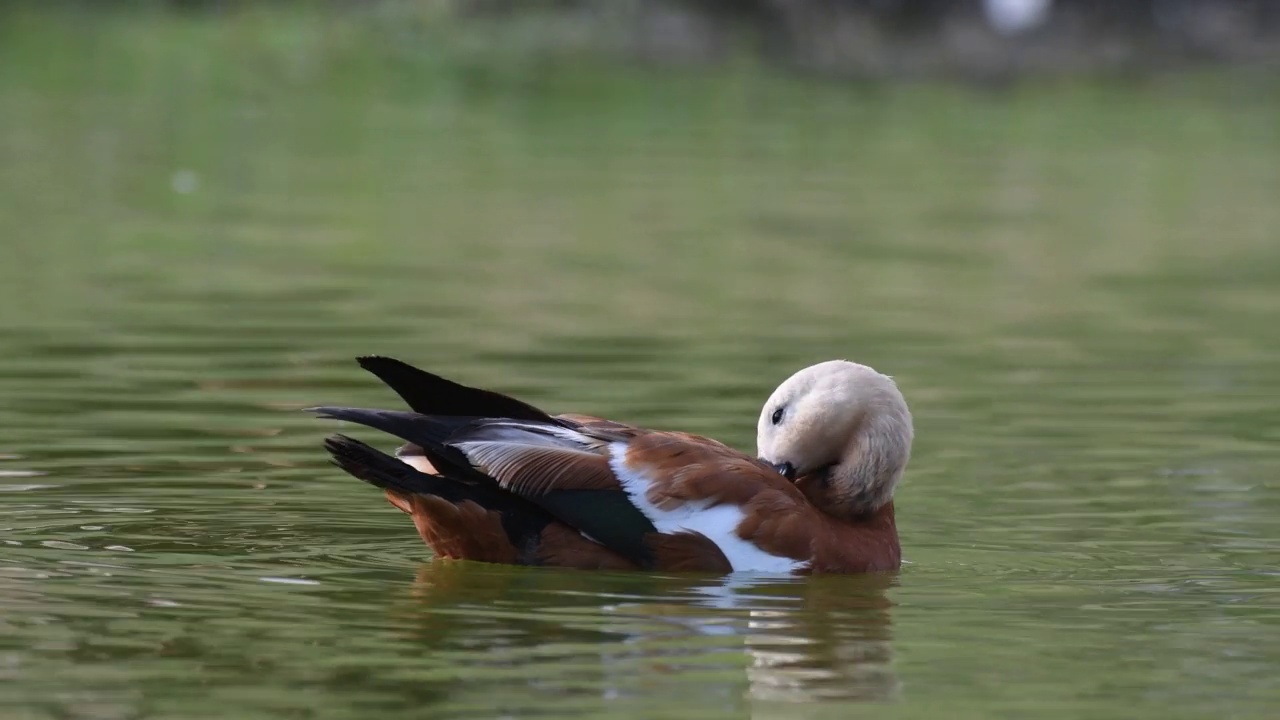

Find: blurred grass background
<box><xmin>3</xmin><ymin>1</ymin><xmax>1278</xmax><ymax>449</ymax></box>
<box><xmin>4</xmin><ymin>1</ymin><xmax>1278</xmax><ymax>333</ymax></box>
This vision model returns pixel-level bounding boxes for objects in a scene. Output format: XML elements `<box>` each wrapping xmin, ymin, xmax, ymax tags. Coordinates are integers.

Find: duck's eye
<box><xmin>770</xmin><ymin>407</ymin><xmax>785</xmax><ymax>425</ymax></box>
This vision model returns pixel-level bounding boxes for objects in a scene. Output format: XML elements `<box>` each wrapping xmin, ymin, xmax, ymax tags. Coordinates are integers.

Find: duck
<box><xmin>310</xmin><ymin>356</ymin><xmax>912</xmax><ymax>574</ymax></box>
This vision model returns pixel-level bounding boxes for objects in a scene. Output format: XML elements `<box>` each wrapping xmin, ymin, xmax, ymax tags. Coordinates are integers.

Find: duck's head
<box><xmin>756</xmin><ymin>360</ymin><xmax>913</xmax><ymax>521</ymax></box>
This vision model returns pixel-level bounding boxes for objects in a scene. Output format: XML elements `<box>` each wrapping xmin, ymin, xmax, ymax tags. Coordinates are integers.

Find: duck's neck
<box><xmin>809</xmin><ymin>501</ymin><xmax>900</xmax><ymax>573</ymax></box>
<box><xmin>864</xmin><ymin>500</ymin><xmax>896</xmax><ymax>530</ymax></box>
<box><xmin>796</xmin><ymin>464</ymin><xmax>896</xmax><ymax>522</ymax></box>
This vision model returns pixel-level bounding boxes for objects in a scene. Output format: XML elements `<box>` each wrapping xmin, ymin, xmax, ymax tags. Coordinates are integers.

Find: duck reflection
<box><xmin>735</xmin><ymin>573</ymin><xmax>899</xmax><ymax>704</ymax></box>
<box><xmin>392</xmin><ymin>562</ymin><xmax>899</xmax><ymax>707</ymax></box>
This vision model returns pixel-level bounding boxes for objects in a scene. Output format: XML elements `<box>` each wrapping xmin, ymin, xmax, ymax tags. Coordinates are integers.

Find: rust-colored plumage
<box><xmin>409</xmin><ymin>495</ymin><xmax>520</xmax><ymax>564</ymax></box>
<box><xmin>645</xmin><ymin>532</ymin><xmax>733</xmax><ymax>573</ymax></box>
<box><xmin>312</xmin><ymin>355</ymin><xmax>909</xmax><ymax>575</ymax></box>
<box><xmin>533</xmin><ymin>524</ymin><xmax>636</xmax><ymax>570</ymax></box>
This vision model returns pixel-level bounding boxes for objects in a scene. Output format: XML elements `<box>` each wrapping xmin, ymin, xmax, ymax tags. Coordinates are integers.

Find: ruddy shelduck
<box><xmin>311</xmin><ymin>356</ymin><xmax>911</xmax><ymax>574</ymax></box>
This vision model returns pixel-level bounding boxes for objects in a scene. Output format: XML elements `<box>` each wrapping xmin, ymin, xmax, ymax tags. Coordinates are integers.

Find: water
<box><xmin>2</xmin><ymin>6</ymin><xmax>1280</xmax><ymax>719</ymax></box>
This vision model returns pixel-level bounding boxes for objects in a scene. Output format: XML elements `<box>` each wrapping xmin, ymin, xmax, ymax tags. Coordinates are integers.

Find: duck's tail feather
<box><xmin>307</xmin><ymin>406</ymin><xmax>478</xmax><ymax>476</ymax></box>
<box><xmin>324</xmin><ymin>434</ymin><xmax>460</xmax><ymax>500</ymax></box>
<box><xmin>356</xmin><ymin>356</ymin><xmax>559</xmax><ymax>423</ymax></box>
<box><xmin>323</xmin><ymin>434</ymin><xmax>553</xmax><ymax>564</ymax></box>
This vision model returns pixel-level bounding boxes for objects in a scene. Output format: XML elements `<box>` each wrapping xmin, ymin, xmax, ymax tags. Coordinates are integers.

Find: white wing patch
<box><xmin>608</xmin><ymin>442</ymin><xmax>806</xmax><ymax>574</ymax></box>
<box><xmin>398</xmin><ymin>455</ymin><xmax>437</xmax><ymax>475</ymax></box>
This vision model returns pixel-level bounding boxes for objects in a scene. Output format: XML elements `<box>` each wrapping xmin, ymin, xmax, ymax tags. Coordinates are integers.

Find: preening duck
<box><xmin>311</xmin><ymin>356</ymin><xmax>912</xmax><ymax>574</ymax></box>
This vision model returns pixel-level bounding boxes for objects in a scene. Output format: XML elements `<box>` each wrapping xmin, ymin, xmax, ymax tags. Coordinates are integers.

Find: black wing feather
<box><xmin>357</xmin><ymin>356</ymin><xmax>559</xmax><ymax>423</ymax></box>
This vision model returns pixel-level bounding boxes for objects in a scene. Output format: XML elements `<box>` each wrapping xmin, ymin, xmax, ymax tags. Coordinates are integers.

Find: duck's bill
<box><xmin>768</xmin><ymin>461</ymin><xmax>796</xmax><ymax>481</ymax></box>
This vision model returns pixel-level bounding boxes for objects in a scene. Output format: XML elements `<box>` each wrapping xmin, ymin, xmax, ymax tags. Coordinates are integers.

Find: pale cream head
<box><xmin>756</xmin><ymin>360</ymin><xmax>913</xmax><ymax>519</ymax></box>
